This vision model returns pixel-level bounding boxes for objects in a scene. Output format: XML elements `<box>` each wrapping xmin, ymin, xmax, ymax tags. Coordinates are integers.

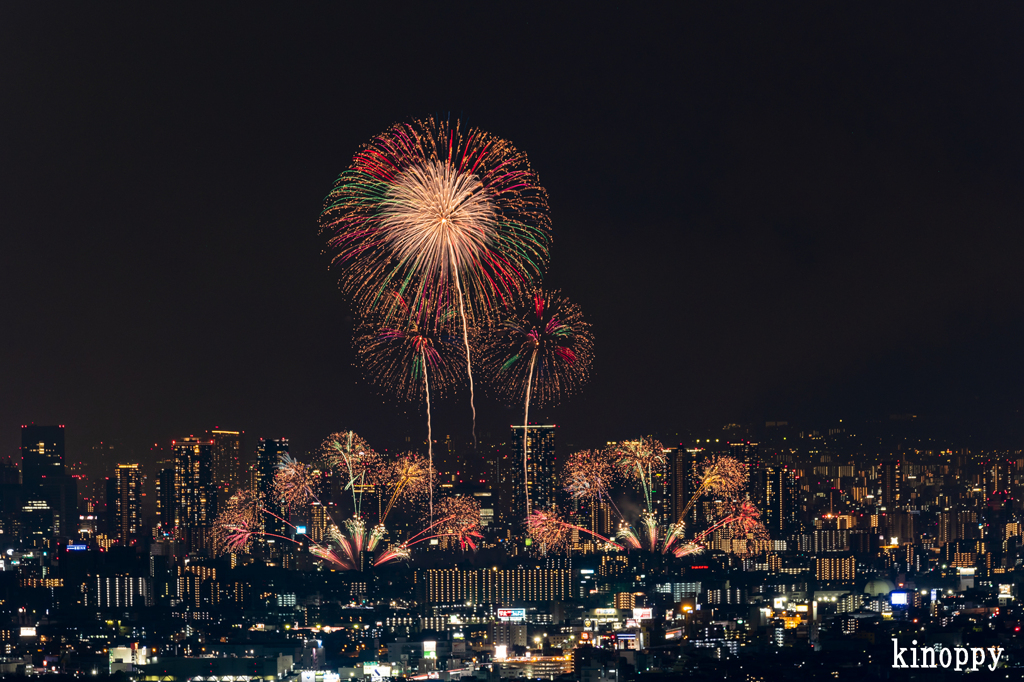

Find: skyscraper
<box><xmin>20</xmin><ymin>425</ymin><xmax>76</xmax><ymax>539</ymax></box>
<box><xmin>256</xmin><ymin>438</ymin><xmax>289</xmax><ymax>535</ymax></box>
<box><xmin>880</xmin><ymin>461</ymin><xmax>902</xmax><ymax>509</ymax></box>
<box><xmin>21</xmin><ymin>425</ymin><xmax>65</xmax><ymax>485</ymax></box>
<box><xmin>762</xmin><ymin>466</ymin><xmax>798</xmax><ymax>538</ymax></box>
<box><xmin>156</xmin><ymin>467</ymin><xmax>175</xmax><ymax>534</ymax></box>
<box><xmin>510</xmin><ymin>424</ymin><xmax>557</xmax><ymax>519</ymax></box>
<box><xmin>114</xmin><ymin>464</ymin><xmax>142</xmax><ymax>543</ymax></box>
<box><xmin>670</xmin><ymin>448</ymin><xmax>699</xmax><ymax>525</ymax></box>
<box><xmin>209</xmin><ymin>429</ymin><xmax>243</xmax><ymax>497</ymax></box>
<box><xmin>173</xmin><ymin>437</ymin><xmax>216</xmax><ymax>553</ymax></box>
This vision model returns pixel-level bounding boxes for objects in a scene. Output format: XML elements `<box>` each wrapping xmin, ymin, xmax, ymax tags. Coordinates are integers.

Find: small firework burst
<box><xmin>526</xmin><ymin>507</ymin><xmax>572</xmax><ymax>553</ymax></box>
<box><xmin>698</xmin><ymin>456</ymin><xmax>748</xmax><ymax>497</ymax></box>
<box><xmin>608</xmin><ymin>437</ymin><xmax>666</xmax><ymax>508</ymax></box>
<box><xmin>380</xmin><ymin>452</ymin><xmax>435</xmax><ymax>521</ymax></box>
<box><xmin>434</xmin><ymin>495</ymin><xmax>484</xmax><ymax>550</ymax></box>
<box><xmin>355</xmin><ymin>294</ymin><xmax>465</xmax><ymax>403</ymax></box>
<box><xmin>274</xmin><ymin>454</ymin><xmax>318</xmax><ymax>510</ymax></box>
<box><xmin>212</xmin><ymin>488</ymin><xmax>262</xmax><ymax>554</ymax></box>
<box><xmin>564</xmin><ymin>449</ymin><xmax>617</xmax><ymax>502</ymax></box>
<box><xmin>320</xmin><ymin>431</ymin><xmax>381</xmax><ymax>482</ymax></box>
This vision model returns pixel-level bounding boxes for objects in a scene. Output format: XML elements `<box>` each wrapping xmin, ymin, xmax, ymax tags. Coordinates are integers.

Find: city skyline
<box><xmin>2</xmin><ymin>4</ymin><xmax>1023</xmax><ymax>679</ymax></box>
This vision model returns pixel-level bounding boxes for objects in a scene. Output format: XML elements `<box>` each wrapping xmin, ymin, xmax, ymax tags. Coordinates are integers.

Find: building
<box><xmin>509</xmin><ymin>424</ymin><xmax>557</xmax><ymax>518</ymax></box>
<box><xmin>21</xmin><ymin>424</ymin><xmax>65</xmax><ymax>485</ymax></box>
<box><xmin>156</xmin><ymin>468</ymin><xmax>175</xmax><ymax>533</ymax></box>
<box><xmin>815</xmin><ymin>555</ymin><xmax>856</xmax><ymax>583</ymax></box>
<box><xmin>762</xmin><ymin>466</ymin><xmax>798</xmax><ymax>538</ymax></box>
<box><xmin>256</xmin><ymin>438</ymin><xmax>289</xmax><ymax>535</ymax></box>
<box><xmin>173</xmin><ymin>437</ymin><xmax>216</xmax><ymax>553</ymax></box>
<box><xmin>879</xmin><ymin>461</ymin><xmax>901</xmax><ymax>509</ymax></box>
<box><xmin>20</xmin><ymin>425</ymin><xmax>76</xmax><ymax>540</ymax></box>
<box><xmin>209</xmin><ymin>430</ymin><xmax>243</xmax><ymax>497</ymax></box>
<box><xmin>114</xmin><ymin>464</ymin><xmax>142</xmax><ymax>543</ymax></box>
<box><xmin>424</xmin><ymin>568</ymin><xmax>571</xmax><ymax>604</ymax></box>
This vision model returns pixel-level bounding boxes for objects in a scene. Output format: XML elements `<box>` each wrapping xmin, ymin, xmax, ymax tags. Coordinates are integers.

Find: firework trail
<box><xmin>356</xmin><ymin>295</ymin><xmax>463</xmax><ymax>520</ymax></box>
<box><xmin>609</xmin><ymin>437</ymin><xmax>666</xmax><ymax>510</ymax></box>
<box><xmin>480</xmin><ymin>289</ymin><xmax>594</xmax><ymax>516</ymax></box>
<box><xmin>677</xmin><ymin>455</ymin><xmax>747</xmax><ymax>522</ymax></box>
<box><xmin>380</xmin><ymin>453</ymin><xmax>435</xmax><ymax>522</ymax></box>
<box><xmin>526</xmin><ymin>506</ymin><xmax>623</xmax><ymax>554</ymax></box>
<box><xmin>322</xmin><ymin>118</ymin><xmax>552</xmax><ymax>446</ymax></box>
<box><xmin>274</xmin><ymin>454</ymin><xmax>319</xmax><ymax>510</ymax></box>
<box><xmin>320</xmin><ymin>432</ymin><xmax>381</xmax><ymax>517</ymax></box>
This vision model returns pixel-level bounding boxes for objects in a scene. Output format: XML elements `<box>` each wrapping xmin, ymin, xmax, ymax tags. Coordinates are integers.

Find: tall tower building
<box><xmin>256</xmin><ymin>438</ymin><xmax>289</xmax><ymax>534</ymax></box>
<box><xmin>209</xmin><ymin>430</ymin><xmax>243</xmax><ymax>496</ymax></box>
<box><xmin>21</xmin><ymin>425</ymin><xmax>76</xmax><ymax>539</ymax></box>
<box><xmin>21</xmin><ymin>425</ymin><xmax>65</xmax><ymax>485</ymax></box>
<box><xmin>156</xmin><ymin>467</ymin><xmax>175</xmax><ymax>534</ymax></box>
<box><xmin>173</xmin><ymin>437</ymin><xmax>216</xmax><ymax>553</ymax></box>
<box><xmin>114</xmin><ymin>464</ymin><xmax>142</xmax><ymax>543</ymax></box>
<box><xmin>880</xmin><ymin>461</ymin><xmax>902</xmax><ymax>510</ymax></box>
<box><xmin>671</xmin><ymin>449</ymin><xmax>699</xmax><ymax>525</ymax></box>
<box><xmin>762</xmin><ymin>466</ymin><xmax>798</xmax><ymax>538</ymax></box>
<box><xmin>510</xmin><ymin>424</ymin><xmax>557</xmax><ymax>520</ymax></box>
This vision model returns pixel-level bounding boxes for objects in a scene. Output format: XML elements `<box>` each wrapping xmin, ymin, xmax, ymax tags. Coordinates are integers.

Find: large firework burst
<box><xmin>480</xmin><ymin>289</ymin><xmax>594</xmax><ymax>516</ymax></box>
<box><xmin>322</xmin><ymin>118</ymin><xmax>552</xmax><ymax>446</ymax></box>
<box><xmin>321</xmin><ymin>117</ymin><xmax>551</xmax><ymax>323</ymax></box>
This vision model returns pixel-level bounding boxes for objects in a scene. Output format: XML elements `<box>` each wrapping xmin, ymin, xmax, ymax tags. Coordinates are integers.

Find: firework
<box><xmin>526</xmin><ymin>506</ymin><xmax>623</xmax><ymax>554</ymax></box>
<box><xmin>677</xmin><ymin>455</ymin><xmax>748</xmax><ymax>522</ymax></box>
<box><xmin>322</xmin><ymin>118</ymin><xmax>552</xmax><ymax>446</ymax></box>
<box><xmin>433</xmin><ymin>496</ymin><xmax>484</xmax><ymax>550</ymax></box>
<box><xmin>608</xmin><ymin>437</ymin><xmax>666</xmax><ymax>509</ymax></box>
<box><xmin>380</xmin><ymin>452</ymin><xmax>435</xmax><ymax>521</ymax></box>
<box><xmin>526</xmin><ymin>507</ymin><xmax>572</xmax><ymax>553</ymax></box>
<box><xmin>564</xmin><ymin>449</ymin><xmax>617</xmax><ymax>503</ymax></box>
<box><xmin>480</xmin><ymin>289</ymin><xmax>594</xmax><ymax>515</ymax></box>
<box><xmin>356</xmin><ymin>295</ymin><xmax>464</xmax><ymax>518</ymax></box>
<box><xmin>320</xmin><ymin>431</ymin><xmax>382</xmax><ymax>516</ymax></box>
<box><xmin>212</xmin><ymin>488</ymin><xmax>262</xmax><ymax>554</ymax></box>
<box><xmin>274</xmin><ymin>454</ymin><xmax>318</xmax><ymax>510</ymax></box>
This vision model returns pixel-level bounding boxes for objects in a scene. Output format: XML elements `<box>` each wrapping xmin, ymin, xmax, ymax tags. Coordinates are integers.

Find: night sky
<box><xmin>3</xmin><ymin>5</ymin><xmax>1024</xmax><ymax>463</ymax></box>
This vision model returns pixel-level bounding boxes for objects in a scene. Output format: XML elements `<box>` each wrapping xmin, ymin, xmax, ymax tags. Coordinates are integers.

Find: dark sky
<box><xmin>3</xmin><ymin>4</ymin><xmax>1024</xmax><ymax>463</ymax></box>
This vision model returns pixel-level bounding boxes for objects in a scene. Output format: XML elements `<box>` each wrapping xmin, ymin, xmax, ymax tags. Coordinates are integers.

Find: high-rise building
<box><xmin>209</xmin><ymin>430</ymin><xmax>243</xmax><ymax>497</ymax></box>
<box><xmin>510</xmin><ymin>424</ymin><xmax>557</xmax><ymax>518</ymax></box>
<box><xmin>21</xmin><ymin>425</ymin><xmax>76</xmax><ymax>539</ymax></box>
<box><xmin>671</xmin><ymin>449</ymin><xmax>699</xmax><ymax>525</ymax></box>
<box><xmin>880</xmin><ymin>461</ymin><xmax>901</xmax><ymax>509</ymax></box>
<box><xmin>21</xmin><ymin>425</ymin><xmax>65</xmax><ymax>485</ymax></box>
<box><xmin>256</xmin><ymin>438</ymin><xmax>289</xmax><ymax>535</ymax></box>
<box><xmin>114</xmin><ymin>464</ymin><xmax>142</xmax><ymax>543</ymax></box>
<box><xmin>762</xmin><ymin>466</ymin><xmax>799</xmax><ymax>538</ymax></box>
<box><xmin>156</xmin><ymin>467</ymin><xmax>175</xmax><ymax>534</ymax></box>
<box><xmin>173</xmin><ymin>437</ymin><xmax>216</xmax><ymax>553</ymax></box>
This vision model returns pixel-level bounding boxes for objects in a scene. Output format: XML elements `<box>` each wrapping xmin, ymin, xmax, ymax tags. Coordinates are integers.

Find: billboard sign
<box><xmin>497</xmin><ymin>608</ymin><xmax>526</xmax><ymax>622</ymax></box>
<box><xmin>632</xmin><ymin>607</ymin><xmax>653</xmax><ymax>621</ymax></box>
